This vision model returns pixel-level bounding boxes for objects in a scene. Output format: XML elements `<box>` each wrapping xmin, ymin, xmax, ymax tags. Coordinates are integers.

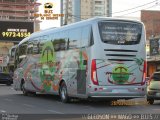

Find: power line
<box><xmin>117</xmin><ymin>3</ymin><xmax>159</xmax><ymax>17</ymax></box>
<box><xmin>65</xmin><ymin>0</ymin><xmax>159</xmax><ymax>17</ymax></box>
<box><xmin>112</xmin><ymin>0</ymin><xmax>159</xmax><ymax>15</ymax></box>
<box><xmin>64</xmin><ymin>0</ymin><xmax>160</xmax><ymax>21</ymax></box>
<box><xmin>69</xmin><ymin>3</ymin><xmax>159</xmax><ymax>20</ymax></box>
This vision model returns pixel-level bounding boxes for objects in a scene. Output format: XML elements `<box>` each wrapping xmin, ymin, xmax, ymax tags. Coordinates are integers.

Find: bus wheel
<box><xmin>147</xmin><ymin>98</ymin><xmax>154</xmax><ymax>105</ymax></box>
<box><xmin>21</xmin><ymin>82</ymin><xmax>28</xmax><ymax>96</ymax></box>
<box><xmin>28</xmin><ymin>91</ymin><xmax>36</xmax><ymax>96</ymax></box>
<box><xmin>60</xmin><ymin>82</ymin><xmax>70</xmax><ymax>103</ymax></box>
<box><xmin>6</xmin><ymin>82</ymin><xmax>11</xmax><ymax>86</ymax></box>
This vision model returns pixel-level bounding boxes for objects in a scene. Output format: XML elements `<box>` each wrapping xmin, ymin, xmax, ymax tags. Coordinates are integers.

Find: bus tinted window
<box><xmin>52</xmin><ymin>32</ymin><xmax>67</xmax><ymax>52</ymax></box>
<box><xmin>27</xmin><ymin>42</ymin><xmax>33</xmax><ymax>54</ymax></box>
<box><xmin>19</xmin><ymin>41</ymin><xmax>28</xmax><ymax>63</ymax></box>
<box><xmin>98</xmin><ymin>21</ymin><xmax>142</xmax><ymax>45</ymax></box>
<box><xmin>27</xmin><ymin>38</ymin><xmax>40</xmax><ymax>55</ymax></box>
<box><xmin>33</xmin><ymin>40</ymin><xmax>39</xmax><ymax>54</ymax></box>
<box><xmin>69</xmin><ymin>28</ymin><xmax>81</xmax><ymax>49</ymax></box>
<box><xmin>82</xmin><ymin>26</ymin><xmax>91</xmax><ymax>47</ymax></box>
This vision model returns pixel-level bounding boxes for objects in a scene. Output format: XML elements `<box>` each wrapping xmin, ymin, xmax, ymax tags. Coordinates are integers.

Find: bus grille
<box><xmin>104</xmin><ymin>49</ymin><xmax>137</xmax><ymax>62</ymax></box>
<box><xmin>104</xmin><ymin>49</ymin><xmax>138</xmax><ymax>52</ymax></box>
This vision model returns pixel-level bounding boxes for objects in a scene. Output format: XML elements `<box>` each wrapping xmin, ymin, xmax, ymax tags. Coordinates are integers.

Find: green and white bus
<box><xmin>13</xmin><ymin>17</ymin><xmax>147</xmax><ymax>103</ymax></box>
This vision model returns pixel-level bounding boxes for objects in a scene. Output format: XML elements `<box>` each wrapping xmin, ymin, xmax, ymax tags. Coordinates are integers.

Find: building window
<box><xmin>95</xmin><ymin>12</ymin><xmax>102</xmax><ymax>16</ymax></box>
<box><xmin>95</xmin><ymin>7</ymin><xmax>102</xmax><ymax>11</ymax></box>
<box><xmin>95</xmin><ymin>1</ymin><xmax>102</xmax><ymax>4</ymax></box>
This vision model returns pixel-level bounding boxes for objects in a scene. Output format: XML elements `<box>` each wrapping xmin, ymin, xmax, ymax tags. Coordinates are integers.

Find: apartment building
<box><xmin>0</xmin><ymin>0</ymin><xmax>40</xmax><ymax>31</ymax></box>
<box><xmin>0</xmin><ymin>0</ymin><xmax>40</xmax><ymax>71</ymax></box>
<box><xmin>61</xmin><ymin>0</ymin><xmax>112</xmax><ymax>25</ymax></box>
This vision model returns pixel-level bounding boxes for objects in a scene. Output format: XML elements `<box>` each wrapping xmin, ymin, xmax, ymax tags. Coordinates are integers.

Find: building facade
<box><xmin>0</xmin><ymin>0</ymin><xmax>40</xmax><ymax>72</ymax></box>
<box><xmin>0</xmin><ymin>0</ymin><xmax>40</xmax><ymax>31</ymax></box>
<box><xmin>61</xmin><ymin>0</ymin><xmax>112</xmax><ymax>25</ymax></box>
<box><xmin>141</xmin><ymin>10</ymin><xmax>160</xmax><ymax>76</ymax></box>
<box><xmin>141</xmin><ymin>10</ymin><xmax>160</xmax><ymax>40</ymax></box>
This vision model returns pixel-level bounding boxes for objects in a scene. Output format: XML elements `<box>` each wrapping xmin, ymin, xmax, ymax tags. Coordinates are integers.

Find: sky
<box><xmin>38</xmin><ymin>0</ymin><xmax>160</xmax><ymax>30</ymax></box>
<box><xmin>112</xmin><ymin>0</ymin><xmax>160</xmax><ymax>18</ymax></box>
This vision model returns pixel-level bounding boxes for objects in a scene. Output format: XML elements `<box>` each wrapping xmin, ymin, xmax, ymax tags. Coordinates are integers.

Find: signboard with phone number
<box><xmin>0</xmin><ymin>21</ymin><xmax>34</xmax><ymax>42</ymax></box>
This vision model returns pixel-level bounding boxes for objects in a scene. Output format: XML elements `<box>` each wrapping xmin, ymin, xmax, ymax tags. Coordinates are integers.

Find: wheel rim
<box><xmin>61</xmin><ymin>86</ymin><xmax>66</xmax><ymax>100</ymax></box>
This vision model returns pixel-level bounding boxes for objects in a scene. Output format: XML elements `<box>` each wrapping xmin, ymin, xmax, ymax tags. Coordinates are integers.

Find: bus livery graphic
<box><xmin>112</xmin><ymin>64</ymin><xmax>130</xmax><ymax>84</ymax></box>
<box><xmin>40</xmin><ymin>41</ymin><xmax>55</xmax><ymax>92</ymax></box>
<box><xmin>13</xmin><ymin>17</ymin><xmax>146</xmax><ymax>103</ymax></box>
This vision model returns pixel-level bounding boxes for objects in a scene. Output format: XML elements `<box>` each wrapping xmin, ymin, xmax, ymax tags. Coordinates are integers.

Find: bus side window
<box><xmin>61</xmin><ymin>31</ymin><xmax>69</xmax><ymax>51</ymax></box>
<box><xmin>52</xmin><ymin>32</ymin><xmax>68</xmax><ymax>52</ymax></box>
<box><xmin>14</xmin><ymin>47</ymin><xmax>19</xmax><ymax>69</ymax></box>
<box><xmin>39</xmin><ymin>35</ymin><xmax>48</xmax><ymax>54</ymax></box>
<box><xmin>43</xmin><ymin>35</ymin><xmax>49</xmax><ymax>41</ymax></box>
<box><xmin>53</xmin><ymin>33</ymin><xmax>60</xmax><ymax>52</ymax></box>
<box><xmin>27</xmin><ymin>37</ymin><xmax>40</xmax><ymax>55</ymax></box>
<box><xmin>18</xmin><ymin>41</ymin><xmax>28</xmax><ymax>64</ymax></box>
<box><xmin>89</xmin><ymin>28</ymin><xmax>94</xmax><ymax>46</ymax></box>
<box><xmin>39</xmin><ymin>37</ymin><xmax>44</xmax><ymax>54</ymax></box>
<box><xmin>81</xmin><ymin>25</ymin><xmax>91</xmax><ymax>48</ymax></box>
<box><xmin>33</xmin><ymin>40</ymin><xmax>39</xmax><ymax>55</ymax></box>
<box><xmin>11</xmin><ymin>48</ymin><xmax>16</xmax><ymax>58</ymax></box>
<box><xmin>8</xmin><ymin>46</ymin><xmax>17</xmax><ymax>71</ymax></box>
<box><xmin>69</xmin><ymin>28</ymin><xmax>81</xmax><ymax>49</ymax></box>
<box><xmin>27</xmin><ymin>41</ymin><xmax>33</xmax><ymax>55</ymax></box>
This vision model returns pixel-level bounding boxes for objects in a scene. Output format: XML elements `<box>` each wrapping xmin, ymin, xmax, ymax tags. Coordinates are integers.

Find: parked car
<box><xmin>0</xmin><ymin>72</ymin><xmax>13</xmax><ymax>86</ymax></box>
<box><xmin>147</xmin><ymin>71</ymin><xmax>160</xmax><ymax>104</ymax></box>
<box><xmin>145</xmin><ymin>77</ymin><xmax>150</xmax><ymax>85</ymax></box>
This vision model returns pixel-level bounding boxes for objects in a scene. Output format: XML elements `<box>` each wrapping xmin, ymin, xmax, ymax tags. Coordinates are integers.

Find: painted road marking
<box><xmin>153</xmin><ymin>109</ymin><xmax>160</xmax><ymax>111</ymax></box>
<box><xmin>48</xmin><ymin>110</ymin><xmax>64</xmax><ymax>114</ymax></box>
<box><xmin>0</xmin><ymin>110</ymin><xmax>6</xmax><ymax>113</ymax></box>
<box><xmin>4</xmin><ymin>98</ymin><xmax>13</xmax><ymax>102</ymax></box>
<box><xmin>84</xmin><ymin>106</ymin><xmax>94</xmax><ymax>109</ymax></box>
<box><xmin>23</xmin><ymin>104</ymin><xmax>35</xmax><ymax>108</ymax></box>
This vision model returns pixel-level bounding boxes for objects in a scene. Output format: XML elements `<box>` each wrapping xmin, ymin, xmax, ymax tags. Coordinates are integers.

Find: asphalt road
<box><xmin>0</xmin><ymin>84</ymin><xmax>160</xmax><ymax>120</ymax></box>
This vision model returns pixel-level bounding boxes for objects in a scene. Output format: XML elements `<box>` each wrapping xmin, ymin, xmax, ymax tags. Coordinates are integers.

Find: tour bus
<box><xmin>13</xmin><ymin>17</ymin><xmax>147</xmax><ymax>103</ymax></box>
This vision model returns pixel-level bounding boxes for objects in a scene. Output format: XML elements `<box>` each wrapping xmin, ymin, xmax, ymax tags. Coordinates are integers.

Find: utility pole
<box><xmin>64</xmin><ymin>0</ymin><xmax>69</xmax><ymax>25</ymax></box>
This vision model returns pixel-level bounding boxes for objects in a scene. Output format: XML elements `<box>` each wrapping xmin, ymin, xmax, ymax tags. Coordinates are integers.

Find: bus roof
<box><xmin>30</xmin><ymin>17</ymin><xmax>142</xmax><ymax>38</ymax></box>
<box><xmin>18</xmin><ymin>17</ymin><xmax>142</xmax><ymax>45</ymax></box>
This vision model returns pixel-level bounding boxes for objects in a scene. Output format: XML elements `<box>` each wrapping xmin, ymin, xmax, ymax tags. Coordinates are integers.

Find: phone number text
<box><xmin>1</xmin><ymin>32</ymin><xmax>31</xmax><ymax>38</ymax></box>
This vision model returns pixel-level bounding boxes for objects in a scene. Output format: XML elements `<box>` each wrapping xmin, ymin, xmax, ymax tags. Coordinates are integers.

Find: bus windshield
<box><xmin>98</xmin><ymin>21</ymin><xmax>142</xmax><ymax>45</ymax></box>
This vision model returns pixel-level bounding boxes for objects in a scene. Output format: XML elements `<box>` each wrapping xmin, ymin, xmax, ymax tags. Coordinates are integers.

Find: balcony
<box><xmin>0</xmin><ymin>12</ymin><xmax>31</xmax><ymax>17</ymax></box>
<box><xmin>0</xmin><ymin>6</ymin><xmax>37</xmax><ymax>12</ymax></box>
<box><xmin>0</xmin><ymin>1</ymin><xmax>41</xmax><ymax>6</ymax></box>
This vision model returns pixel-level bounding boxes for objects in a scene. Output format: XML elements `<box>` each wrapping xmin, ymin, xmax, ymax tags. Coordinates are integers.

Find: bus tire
<box><xmin>21</xmin><ymin>81</ymin><xmax>29</xmax><ymax>96</ymax></box>
<box><xmin>6</xmin><ymin>82</ymin><xmax>11</xmax><ymax>86</ymax></box>
<box><xmin>60</xmin><ymin>82</ymin><xmax>70</xmax><ymax>103</ymax></box>
<box><xmin>28</xmin><ymin>91</ymin><xmax>36</xmax><ymax>96</ymax></box>
<box><xmin>147</xmin><ymin>98</ymin><xmax>154</xmax><ymax>105</ymax></box>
